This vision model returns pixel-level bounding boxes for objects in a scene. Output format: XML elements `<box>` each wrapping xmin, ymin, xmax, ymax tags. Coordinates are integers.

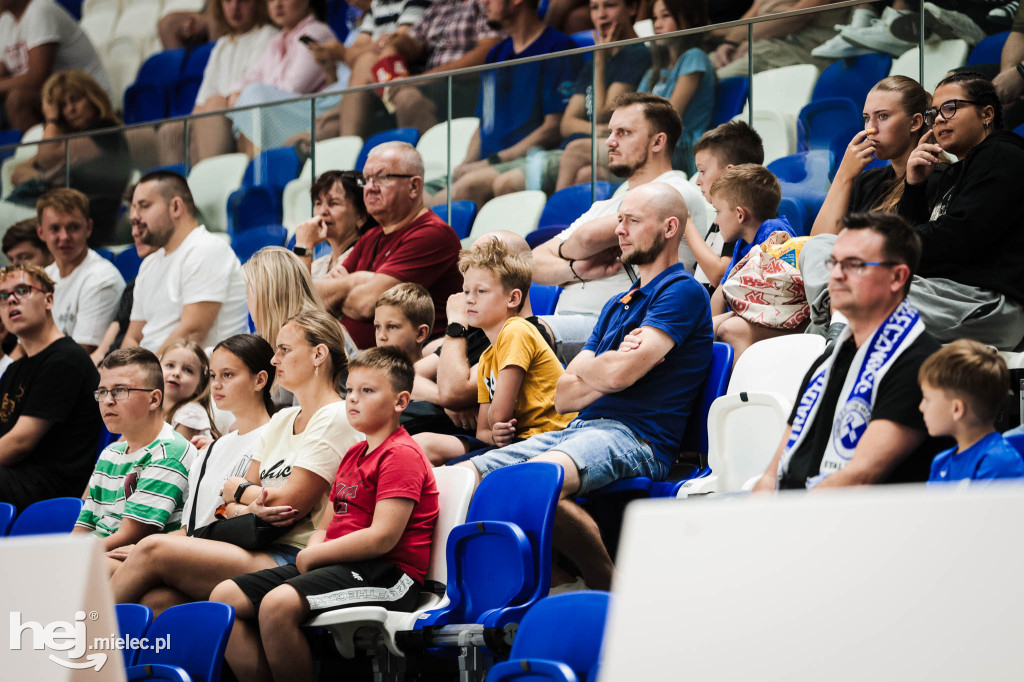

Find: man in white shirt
<box><xmin>532</xmin><ymin>92</ymin><xmax>706</xmax><ymax>363</ymax></box>
<box><xmin>38</xmin><ymin>188</ymin><xmax>124</xmax><ymax>353</ymax></box>
<box><xmin>0</xmin><ymin>0</ymin><xmax>111</xmax><ymax>130</ymax></box>
<box><xmin>123</xmin><ymin>171</ymin><xmax>248</xmax><ymax>355</ymax></box>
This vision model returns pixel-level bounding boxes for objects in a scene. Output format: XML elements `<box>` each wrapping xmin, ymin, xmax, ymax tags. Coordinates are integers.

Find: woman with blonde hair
<box><xmin>110</xmin><ymin>309</ymin><xmax>359</xmax><ymax>615</ymax></box>
<box><xmin>4</xmin><ymin>70</ymin><xmax>131</xmax><ymax>244</ymax></box>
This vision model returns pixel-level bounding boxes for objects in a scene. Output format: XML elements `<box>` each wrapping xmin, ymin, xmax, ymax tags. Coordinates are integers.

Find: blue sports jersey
<box><xmin>928</xmin><ymin>431</ymin><xmax>1024</xmax><ymax>484</ymax></box>
<box><xmin>580</xmin><ymin>264</ymin><xmax>713</xmax><ymax>464</ymax></box>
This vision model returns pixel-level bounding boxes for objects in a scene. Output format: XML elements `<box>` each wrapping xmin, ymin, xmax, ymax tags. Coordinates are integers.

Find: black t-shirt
<box><xmin>848</xmin><ymin>166</ymin><xmax>897</xmax><ymax>214</ymax></box>
<box><xmin>0</xmin><ymin>336</ymin><xmax>101</xmax><ymax>507</ymax></box>
<box><xmin>779</xmin><ymin>331</ymin><xmax>946</xmax><ymax>489</ymax></box>
<box><xmin>110</xmin><ymin>278</ymin><xmax>136</xmax><ymax>354</ymax></box>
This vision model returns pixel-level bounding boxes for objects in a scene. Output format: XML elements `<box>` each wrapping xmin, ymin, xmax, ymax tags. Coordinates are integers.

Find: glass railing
<box><xmin>0</xmin><ymin>0</ymin><xmax>988</xmax><ymax>251</ymax></box>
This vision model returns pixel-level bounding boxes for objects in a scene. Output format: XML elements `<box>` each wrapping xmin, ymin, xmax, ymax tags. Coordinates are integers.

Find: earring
<box><xmin>315</xmin><ymin>364</ymin><xmax>320</xmax><ymax>377</ymax></box>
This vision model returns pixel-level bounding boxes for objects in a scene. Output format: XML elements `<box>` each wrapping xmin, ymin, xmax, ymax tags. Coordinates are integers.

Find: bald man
<box><xmin>459</xmin><ymin>183</ymin><xmax>714</xmax><ymax>591</ymax></box>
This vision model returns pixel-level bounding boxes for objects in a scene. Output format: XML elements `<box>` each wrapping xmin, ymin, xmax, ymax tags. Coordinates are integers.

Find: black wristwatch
<box><xmin>487</xmin><ymin>153</ymin><xmax>503</xmax><ymax>165</ymax></box>
<box><xmin>445</xmin><ymin>322</ymin><xmax>468</xmax><ymax>338</ymax></box>
<box><xmin>1017</xmin><ymin>62</ymin><xmax>1024</xmax><ymax>82</ymax></box>
<box><xmin>234</xmin><ymin>482</ymin><xmax>255</xmax><ymax>503</ymax></box>
<box><xmin>292</xmin><ymin>245</ymin><xmax>310</xmax><ymax>257</ymax></box>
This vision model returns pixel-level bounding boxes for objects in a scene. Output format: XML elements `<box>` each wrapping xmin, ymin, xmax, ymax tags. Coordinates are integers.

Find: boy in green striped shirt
<box><xmin>73</xmin><ymin>347</ymin><xmax>195</xmax><ymax>573</ymax></box>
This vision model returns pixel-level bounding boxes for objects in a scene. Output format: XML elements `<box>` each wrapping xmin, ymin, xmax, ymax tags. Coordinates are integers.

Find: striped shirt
<box><xmin>76</xmin><ymin>423</ymin><xmax>196</xmax><ymax>537</ymax></box>
<box><xmin>359</xmin><ymin>0</ymin><xmax>431</xmax><ymax>41</ymax></box>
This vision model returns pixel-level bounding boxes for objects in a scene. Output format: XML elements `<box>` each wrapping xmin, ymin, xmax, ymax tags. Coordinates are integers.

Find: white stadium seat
<box><xmin>417</xmin><ymin>117</ymin><xmax>479</xmax><ymax>183</ymax></box>
<box><xmin>462</xmin><ymin>190</ymin><xmax>547</xmax><ymax>246</ymax></box>
<box><xmin>890</xmin><ymin>39</ymin><xmax>969</xmax><ymax>92</ymax></box>
<box><xmin>187</xmin><ymin>153</ymin><xmax>249</xmax><ymax>233</ymax></box>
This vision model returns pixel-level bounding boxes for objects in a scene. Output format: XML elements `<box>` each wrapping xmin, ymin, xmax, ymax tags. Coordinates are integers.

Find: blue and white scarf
<box><xmin>779</xmin><ymin>300</ymin><xmax>925</xmax><ymax>488</ymax></box>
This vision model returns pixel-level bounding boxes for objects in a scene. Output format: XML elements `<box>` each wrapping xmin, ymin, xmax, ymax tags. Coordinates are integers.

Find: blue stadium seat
<box><xmin>409</xmin><ymin>462</ymin><xmax>564</xmax><ymax>664</ymax></box>
<box><xmin>570</xmin><ymin>30</ymin><xmax>595</xmax><ymax>48</ymax></box>
<box><xmin>354</xmin><ymin>128</ymin><xmax>421</xmax><ymax>171</ymax></box>
<box><xmin>0</xmin><ymin>502</ymin><xmax>15</xmax><ymax>535</ymax></box>
<box><xmin>231</xmin><ymin>224</ymin><xmax>288</xmax><ymax>263</ymax></box>
<box><xmin>95</xmin><ymin>248</ymin><xmax>115</xmax><ymax>263</ymax></box>
<box><xmin>56</xmin><ymin>0</ymin><xmax>81</xmax><ymax>19</ymax></box>
<box><xmin>431</xmin><ymin>200</ymin><xmax>478</xmax><ymax>239</ymax></box>
<box><xmin>326</xmin><ymin>0</ymin><xmax>351</xmax><ymax>43</ymax></box>
<box><xmin>539</xmin><ymin>182</ymin><xmax>613</xmax><ymax>228</ymax></box>
<box><xmin>0</xmin><ymin>129</ymin><xmax>22</xmax><ymax>165</ymax></box>
<box><xmin>777</xmin><ymin>196</ymin><xmax>810</xmax><ymax>236</ymax></box>
<box><xmin>115</xmin><ymin>604</ymin><xmax>153</xmax><ymax>668</ymax></box>
<box><xmin>798</xmin><ymin>98</ymin><xmax>863</xmax><ymax>173</ymax></box>
<box><xmin>9</xmin><ymin>497</ymin><xmax>84</xmax><ymax>535</ymax></box>
<box><xmin>530</xmin><ymin>284</ymin><xmax>562</xmax><ymax>316</ymax></box>
<box><xmin>126</xmin><ymin>602</ymin><xmax>234</xmax><ymax>682</ymax></box>
<box><xmin>170</xmin><ymin>42</ymin><xmax>216</xmax><ymax>117</ymax></box>
<box><xmin>228</xmin><ymin>146</ymin><xmax>303</xmax><ymax>233</ymax></box>
<box><xmin>1008</xmin><ymin>433</ymin><xmax>1024</xmax><ymax>457</ymax></box>
<box><xmin>968</xmin><ymin>31</ymin><xmax>1009</xmax><ymax>66</ymax></box>
<box><xmin>768</xmin><ymin>150</ymin><xmax>833</xmax><ymax>221</ymax></box>
<box><xmin>1014</xmin><ymin>122</ymin><xmax>1024</xmax><ymax>138</ymax></box>
<box><xmin>713</xmin><ymin>77</ymin><xmax>749</xmax><ymax>127</ymax></box>
<box><xmin>123</xmin><ymin>49</ymin><xmax>188</xmax><ymax>124</ymax></box>
<box><xmin>525</xmin><ymin>225</ymin><xmax>566</xmax><ymax>249</ymax></box>
<box><xmin>486</xmin><ymin>592</ymin><xmax>610</xmax><ymax>682</ymax></box>
<box><xmin>114</xmin><ymin>246</ymin><xmax>145</xmax><ymax>282</ymax></box>
<box><xmin>811</xmin><ymin>53</ymin><xmax>892</xmax><ymax>108</ymax></box>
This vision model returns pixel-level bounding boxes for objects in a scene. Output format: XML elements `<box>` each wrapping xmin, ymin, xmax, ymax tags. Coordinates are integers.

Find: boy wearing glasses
<box><xmin>0</xmin><ymin>263</ymin><xmax>101</xmax><ymax>509</ymax></box>
<box><xmin>75</xmin><ymin>347</ymin><xmax>196</xmax><ymax>570</ymax></box>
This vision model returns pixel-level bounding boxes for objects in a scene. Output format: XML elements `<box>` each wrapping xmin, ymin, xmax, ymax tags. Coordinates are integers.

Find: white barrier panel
<box><xmin>1</xmin><ymin>535</ymin><xmax>126</xmax><ymax>681</ymax></box>
<box><xmin>602</xmin><ymin>485</ymin><xmax>1024</xmax><ymax>681</ymax></box>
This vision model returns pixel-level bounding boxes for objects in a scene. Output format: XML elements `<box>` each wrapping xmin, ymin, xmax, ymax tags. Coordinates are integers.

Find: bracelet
<box><xmin>557</xmin><ymin>240</ymin><xmax>571</xmax><ymax>261</ymax></box>
<box><xmin>568</xmin><ymin>259</ymin><xmax>586</xmax><ymax>283</ymax></box>
<box><xmin>721</xmin><ymin>39</ymin><xmax>740</xmax><ymax>48</ymax></box>
<box><xmin>487</xmin><ymin>152</ymin><xmax>503</xmax><ymax>165</ymax></box>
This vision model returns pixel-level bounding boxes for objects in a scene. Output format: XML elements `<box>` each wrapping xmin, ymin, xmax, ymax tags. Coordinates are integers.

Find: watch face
<box><xmin>446</xmin><ymin>323</ymin><xmax>467</xmax><ymax>337</ymax></box>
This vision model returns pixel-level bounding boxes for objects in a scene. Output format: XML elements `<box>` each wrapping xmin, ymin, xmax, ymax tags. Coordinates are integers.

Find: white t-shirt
<box><xmin>130</xmin><ymin>225</ymin><xmax>249</xmax><ymax>353</ymax></box>
<box><xmin>45</xmin><ymin>249</ymin><xmax>125</xmax><ymax>347</ymax></box>
<box><xmin>0</xmin><ymin>0</ymin><xmax>111</xmax><ymax>96</ymax></box>
<box><xmin>554</xmin><ymin>171</ymin><xmax>706</xmax><ymax>316</ymax></box>
<box><xmin>256</xmin><ymin>401</ymin><xmax>361</xmax><ymax>549</ymax></box>
<box><xmin>182</xmin><ymin>424</ymin><xmax>268</xmax><ymax>532</ymax></box>
<box><xmin>170</xmin><ymin>401</ymin><xmax>212</xmax><ymax>438</ymax></box>
<box><xmin>195</xmin><ymin>24</ymin><xmax>279</xmax><ymax>107</ymax></box>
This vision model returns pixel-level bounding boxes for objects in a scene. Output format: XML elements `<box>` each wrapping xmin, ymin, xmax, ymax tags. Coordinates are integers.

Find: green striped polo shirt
<box><xmin>76</xmin><ymin>422</ymin><xmax>196</xmax><ymax>537</ymax></box>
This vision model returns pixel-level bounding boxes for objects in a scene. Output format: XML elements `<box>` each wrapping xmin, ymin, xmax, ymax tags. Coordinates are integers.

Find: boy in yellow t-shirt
<box><xmin>412</xmin><ymin>239</ymin><xmax>575</xmax><ymax>465</ymax></box>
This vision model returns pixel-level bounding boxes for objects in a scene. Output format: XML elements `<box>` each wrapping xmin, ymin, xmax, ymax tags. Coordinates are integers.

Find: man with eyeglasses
<box><xmin>0</xmin><ymin>262</ymin><xmax>101</xmax><ymax>510</ymax></box>
<box><xmin>753</xmin><ymin>213</ymin><xmax>943</xmax><ymax>492</ymax></box>
<box><xmin>316</xmin><ymin>142</ymin><xmax>462</xmax><ymax>349</ymax></box>
<box><xmin>74</xmin><ymin>347</ymin><xmax>195</xmax><ymax>575</ymax></box>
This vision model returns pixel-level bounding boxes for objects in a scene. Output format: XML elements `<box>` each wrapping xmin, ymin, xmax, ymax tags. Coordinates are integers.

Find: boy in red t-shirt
<box><xmin>210</xmin><ymin>346</ymin><xmax>439</xmax><ymax>682</ymax></box>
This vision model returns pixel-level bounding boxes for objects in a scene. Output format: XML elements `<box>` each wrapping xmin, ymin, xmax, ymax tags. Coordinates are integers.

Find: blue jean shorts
<box><xmin>263</xmin><ymin>543</ymin><xmax>301</xmax><ymax>567</ymax></box>
<box><xmin>470</xmin><ymin>418</ymin><xmax>669</xmax><ymax>496</ymax></box>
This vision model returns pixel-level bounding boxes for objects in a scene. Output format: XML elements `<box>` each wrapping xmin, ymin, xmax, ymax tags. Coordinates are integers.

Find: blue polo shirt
<box><xmin>580</xmin><ymin>263</ymin><xmax>713</xmax><ymax>464</ymax></box>
<box><xmin>928</xmin><ymin>432</ymin><xmax>1024</xmax><ymax>484</ymax></box>
<box><xmin>476</xmin><ymin>26</ymin><xmax>579</xmax><ymax>158</ymax></box>
<box><xmin>721</xmin><ymin>216</ymin><xmax>796</xmax><ymax>286</ymax></box>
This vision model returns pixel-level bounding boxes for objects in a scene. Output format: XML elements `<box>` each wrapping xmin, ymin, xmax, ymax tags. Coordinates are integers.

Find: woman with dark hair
<box><xmin>896</xmin><ymin>72</ymin><xmax>1024</xmax><ymax>350</ymax></box>
<box><xmin>293</xmin><ymin>170</ymin><xmax>378</xmax><ymax>279</ymax></box>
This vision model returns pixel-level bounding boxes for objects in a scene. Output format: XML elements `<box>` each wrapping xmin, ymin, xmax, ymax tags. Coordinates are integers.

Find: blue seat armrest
<box><xmin>125</xmin><ymin>663</ymin><xmax>192</xmax><ymax>681</ymax></box>
<box><xmin>486</xmin><ymin>659</ymin><xmax>580</xmax><ymax>682</ymax></box>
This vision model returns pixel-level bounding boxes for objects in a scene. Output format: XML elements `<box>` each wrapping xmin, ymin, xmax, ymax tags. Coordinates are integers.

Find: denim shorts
<box><xmin>263</xmin><ymin>543</ymin><xmax>300</xmax><ymax>567</ymax></box>
<box><xmin>470</xmin><ymin>418</ymin><xmax>669</xmax><ymax>496</ymax></box>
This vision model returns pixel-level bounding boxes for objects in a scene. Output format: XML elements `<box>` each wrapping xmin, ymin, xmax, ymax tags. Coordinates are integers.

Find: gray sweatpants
<box><xmin>799</xmin><ymin>234</ymin><xmax>1024</xmax><ymax>351</ymax></box>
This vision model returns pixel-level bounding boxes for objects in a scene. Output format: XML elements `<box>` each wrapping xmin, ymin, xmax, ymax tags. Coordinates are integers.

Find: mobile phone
<box><xmin>299</xmin><ymin>35</ymin><xmax>318</xmax><ymax>46</ymax></box>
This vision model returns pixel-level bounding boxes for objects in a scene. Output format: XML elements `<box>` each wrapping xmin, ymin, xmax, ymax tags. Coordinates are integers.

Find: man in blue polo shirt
<box><xmin>460</xmin><ymin>182</ymin><xmax>713</xmax><ymax>590</ymax></box>
<box><xmin>425</xmin><ymin>0</ymin><xmax>579</xmax><ymax>207</ymax></box>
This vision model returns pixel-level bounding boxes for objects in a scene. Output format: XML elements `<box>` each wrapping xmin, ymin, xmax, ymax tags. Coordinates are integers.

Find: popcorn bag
<box><xmin>721</xmin><ymin>232</ymin><xmax>811</xmax><ymax>329</ymax></box>
<box><xmin>372</xmin><ymin>55</ymin><xmax>410</xmax><ymax>114</ymax></box>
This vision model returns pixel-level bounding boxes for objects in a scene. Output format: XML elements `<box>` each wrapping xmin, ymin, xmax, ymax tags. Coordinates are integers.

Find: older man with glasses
<box><xmin>0</xmin><ymin>262</ymin><xmax>101</xmax><ymax>509</ymax></box>
<box><xmin>753</xmin><ymin>212</ymin><xmax>944</xmax><ymax>493</ymax></box>
<box><xmin>312</xmin><ymin>142</ymin><xmax>463</xmax><ymax>349</ymax></box>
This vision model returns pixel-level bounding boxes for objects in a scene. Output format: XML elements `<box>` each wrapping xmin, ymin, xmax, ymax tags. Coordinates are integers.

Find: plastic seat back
<box><xmin>812</xmin><ymin>53</ymin><xmax>892</xmax><ymax>107</ymax></box>
<box><xmin>418</xmin><ymin>117</ymin><xmax>480</xmax><ymax>182</ymax></box>
<box><xmin>130</xmin><ymin>602</ymin><xmax>234</xmax><ymax>682</ymax></box>
<box><xmin>115</xmin><ymin>603</ymin><xmax>153</xmax><ymax>667</ymax></box>
<box><xmin>798</xmin><ymin>98</ymin><xmax>863</xmax><ymax>160</ymax></box>
<box><xmin>538</xmin><ymin>182</ymin><xmax>613</xmax><ymax>228</ymax></box>
<box><xmin>713</xmin><ymin>77</ymin><xmax>749</xmax><ymax>127</ymax></box>
<box><xmin>768</xmin><ymin>151</ymin><xmax>833</xmax><ymax>217</ymax></box>
<box><xmin>465</xmin><ymin>191</ymin><xmax>547</xmax><ymax>245</ymax></box>
<box><xmin>310</xmin><ymin>135</ymin><xmax>364</xmax><ymax>174</ymax></box>
<box><xmin>1007</xmin><ymin>434</ymin><xmax>1024</xmax><ymax>457</ymax></box>
<box><xmin>741</xmin><ymin>110</ymin><xmax>794</xmax><ymax>165</ymax></box>
<box><xmin>524</xmin><ymin>225</ymin><xmax>566</xmax><ymax>249</ymax></box>
<box><xmin>114</xmin><ymin>244</ymin><xmax>145</xmax><ymax>281</ymax></box>
<box><xmin>740</xmin><ymin>64</ymin><xmax>818</xmax><ymax>122</ymax></box>
<box><xmin>777</xmin><ymin>196</ymin><xmax>808</xmax><ymax>236</ymax></box>
<box><xmin>0</xmin><ymin>502</ymin><xmax>15</xmax><ymax>535</ymax></box>
<box><xmin>187</xmin><ymin>152</ymin><xmax>249</xmax><ymax>232</ymax></box>
<box><xmin>487</xmin><ymin>592</ymin><xmax>611</xmax><ymax>682</ymax></box>
<box><xmin>355</xmin><ymin>128</ymin><xmax>421</xmax><ymax>171</ymax></box>
<box><xmin>80</xmin><ymin>5</ymin><xmax>118</xmax><ymax>48</ymax></box>
<box><xmin>707</xmin><ymin>392</ymin><xmax>792</xmax><ymax>492</ymax></box>
<box><xmin>9</xmin><ymin>497</ymin><xmax>84</xmax><ymax>536</ymax></box>
<box><xmin>968</xmin><ymin>31</ymin><xmax>1009</xmax><ymax>66</ymax></box>
<box><xmin>427</xmin><ymin>467</ymin><xmax>476</xmax><ymax>588</ymax></box>
<box><xmin>890</xmin><ymin>40</ymin><xmax>969</xmax><ymax>91</ymax></box>
<box><xmin>231</xmin><ymin>224</ymin><xmax>288</xmax><ymax>263</ymax></box>
<box><xmin>529</xmin><ymin>284</ymin><xmax>562</xmax><ymax>317</ymax></box>
<box><xmin>727</xmin><ymin>334</ymin><xmax>826</xmax><ymax>402</ymax></box>
<box><xmin>431</xmin><ymin>200</ymin><xmax>478</xmax><ymax>240</ymax></box>
<box><xmin>243</xmin><ymin>146</ymin><xmax>302</xmax><ymax>190</ymax></box>
<box><xmin>681</xmin><ymin>341</ymin><xmax>734</xmax><ymax>457</ymax></box>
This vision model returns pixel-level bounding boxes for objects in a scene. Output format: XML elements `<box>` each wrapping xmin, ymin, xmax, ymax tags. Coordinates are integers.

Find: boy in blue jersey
<box><xmin>919</xmin><ymin>339</ymin><xmax>1024</xmax><ymax>484</ymax></box>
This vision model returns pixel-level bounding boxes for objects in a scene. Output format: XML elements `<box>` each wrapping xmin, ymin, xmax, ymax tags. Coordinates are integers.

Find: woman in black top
<box><xmin>811</xmin><ymin>75</ymin><xmax>930</xmax><ymax>236</ymax></box>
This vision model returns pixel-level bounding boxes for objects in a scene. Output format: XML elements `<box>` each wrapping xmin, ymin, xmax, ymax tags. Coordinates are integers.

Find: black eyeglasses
<box><xmin>360</xmin><ymin>172</ymin><xmax>415</xmax><ymax>187</ymax></box>
<box><xmin>923</xmin><ymin>99</ymin><xmax>980</xmax><ymax>127</ymax></box>
<box><xmin>0</xmin><ymin>284</ymin><xmax>46</xmax><ymax>302</ymax></box>
<box><xmin>93</xmin><ymin>387</ymin><xmax>159</xmax><ymax>402</ymax></box>
<box><xmin>824</xmin><ymin>257</ymin><xmax>900</xmax><ymax>275</ymax></box>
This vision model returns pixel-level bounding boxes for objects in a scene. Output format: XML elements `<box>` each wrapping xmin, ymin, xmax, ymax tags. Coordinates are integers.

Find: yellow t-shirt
<box><xmin>256</xmin><ymin>401</ymin><xmax>362</xmax><ymax>549</ymax></box>
<box><xmin>477</xmin><ymin>317</ymin><xmax>577</xmax><ymax>439</ymax></box>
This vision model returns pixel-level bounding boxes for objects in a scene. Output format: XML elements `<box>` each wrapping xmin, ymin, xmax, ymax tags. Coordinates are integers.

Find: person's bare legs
<box><xmin>158</xmin><ymin>11</ymin><xmax>210</xmax><ymax>50</ymax></box>
<box><xmin>338</xmin><ymin>51</ymin><xmax>380</xmax><ymax>137</ymax></box>
<box><xmin>555</xmin><ymin>140</ymin><xmax>593</xmax><ymax>192</ymax></box>
<box><xmin>392</xmin><ymin>86</ymin><xmax>440</xmax><ymax>134</ymax></box>
<box><xmin>259</xmin><ymin>584</ymin><xmax>313</xmax><ymax>682</ymax></box>
<box><xmin>449</xmin><ymin>166</ymin><xmax>501</xmax><ymax>206</ymax></box>
<box><xmin>492</xmin><ymin>168</ymin><xmax>526</xmax><ymax>197</ymax></box>
<box><xmin>157</xmin><ymin>120</ymin><xmax>186</xmax><ymax>166</ymax></box>
<box><xmin>412</xmin><ymin>432</ymin><xmax>472</xmax><ymax>465</ymax></box>
<box><xmin>210</xmin><ymin>579</ymin><xmax>273</xmax><ymax>682</ymax></box>
<box><xmin>715</xmin><ymin>312</ymin><xmax>806</xmax><ymax>361</ymax></box>
<box><xmin>110</xmin><ymin>533</ymin><xmax>278</xmax><ymax>604</ymax></box>
<box><xmin>139</xmin><ymin>586</ymin><xmax>192</xmax><ymax>618</ymax></box>
<box><xmin>190</xmin><ymin>96</ymin><xmax>236</xmax><ymax>163</ymax></box>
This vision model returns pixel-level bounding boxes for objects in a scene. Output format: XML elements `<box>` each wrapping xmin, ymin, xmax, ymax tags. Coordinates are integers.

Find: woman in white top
<box><xmin>110</xmin><ymin>310</ymin><xmax>360</xmax><ymax>614</ymax></box>
<box><xmin>158</xmin><ymin>0</ymin><xmax>278</xmax><ymax>165</ymax></box>
<box><xmin>181</xmin><ymin>333</ymin><xmax>276</xmax><ymax>534</ymax></box>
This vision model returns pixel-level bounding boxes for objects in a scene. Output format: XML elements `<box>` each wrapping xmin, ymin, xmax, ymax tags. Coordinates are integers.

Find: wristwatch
<box><xmin>1017</xmin><ymin>62</ymin><xmax>1024</xmax><ymax>82</ymax></box>
<box><xmin>445</xmin><ymin>322</ymin><xmax>468</xmax><ymax>338</ymax></box>
<box><xmin>234</xmin><ymin>482</ymin><xmax>255</xmax><ymax>503</ymax></box>
<box><xmin>292</xmin><ymin>245</ymin><xmax>310</xmax><ymax>257</ymax></box>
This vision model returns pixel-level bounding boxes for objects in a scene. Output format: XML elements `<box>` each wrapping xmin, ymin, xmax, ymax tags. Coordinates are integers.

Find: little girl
<box><xmin>181</xmin><ymin>334</ymin><xmax>275</xmax><ymax>534</ymax></box>
<box><xmin>160</xmin><ymin>339</ymin><xmax>219</xmax><ymax>441</ymax></box>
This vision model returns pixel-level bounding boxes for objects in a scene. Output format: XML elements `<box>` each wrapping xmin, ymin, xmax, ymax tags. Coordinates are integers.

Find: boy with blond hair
<box><xmin>211</xmin><ymin>346</ymin><xmax>439</xmax><ymax>682</ymax></box>
<box><xmin>919</xmin><ymin>340</ymin><xmax>1024</xmax><ymax>484</ymax></box>
<box><xmin>374</xmin><ymin>282</ymin><xmax>436</xmax><ymax>361</ymax></box>
<box><xmin>414</xmin><ymin>239</ymin><xmax>574</xmax><ymax>464</ymax></box>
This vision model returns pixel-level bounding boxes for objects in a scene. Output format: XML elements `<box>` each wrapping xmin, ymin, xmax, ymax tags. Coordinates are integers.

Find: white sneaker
<box><xmin>810</xmin><ymin>7</ymin><xmax>879</xmax><ymax>59</ymax></box>
<box><xmin>548</xmin><ymin>576</ymin><xmax>589</xmax><ymax>595</ymax></box>
<box><xmin>889</xmin><ymin>2</ymin><xmax>987</xmax><ymax>45</ymax></box>
<box><xmin>841</xmin><ymin>7</ymin><xmax>917</xmax><ymax>57</ymax></box>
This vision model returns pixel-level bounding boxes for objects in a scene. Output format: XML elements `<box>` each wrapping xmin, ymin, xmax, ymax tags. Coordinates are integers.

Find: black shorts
<box><xmin>232</xmin><ymin>560</ymin><xmax>420</xmax><ymax>617</ymax></box>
